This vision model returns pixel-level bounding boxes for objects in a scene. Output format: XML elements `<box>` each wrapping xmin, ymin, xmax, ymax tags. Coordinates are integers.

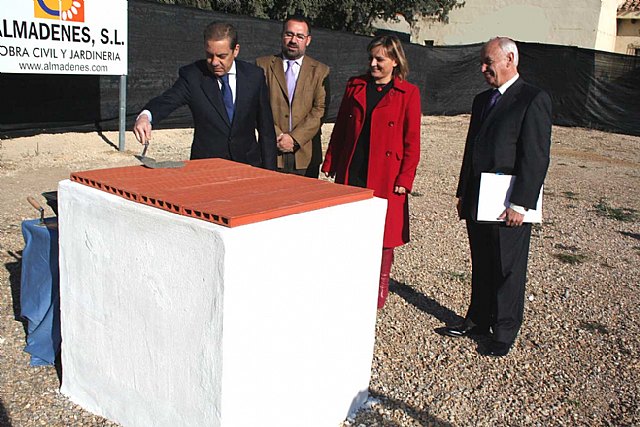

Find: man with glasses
<box><xmin>133</xmin><ymin>21</ymin><xmax>277</xmax><ymax>169</ymax></box>
<box><xmin>256</xmin><ymin>15</ymin><xmax>330</xmax><ymax>177</ymax></box>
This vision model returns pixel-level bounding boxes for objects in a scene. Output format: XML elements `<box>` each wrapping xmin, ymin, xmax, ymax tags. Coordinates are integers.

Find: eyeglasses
<box><xmin>283</xmin><ymin>31</ymin><xmax>308</xmax><ymax>41</ymax></box>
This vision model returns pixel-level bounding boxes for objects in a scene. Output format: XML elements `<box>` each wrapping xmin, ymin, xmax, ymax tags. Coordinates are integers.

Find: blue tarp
<box><xmin>20</xmin><ymin>218</ymin><xmax>61</xmax><ymax>366</ymax></box>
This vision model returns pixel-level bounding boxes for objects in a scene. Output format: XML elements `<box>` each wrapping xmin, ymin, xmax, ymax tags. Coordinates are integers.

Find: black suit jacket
<box><xmin>457</xmin><ymin>78</ymin><xmax>552</xmax><ymax>220</ymax></box>
<box><xmin>144</xmin><ymin>59</ymin><xmax>277</xmax><ymax>169</ymax></box>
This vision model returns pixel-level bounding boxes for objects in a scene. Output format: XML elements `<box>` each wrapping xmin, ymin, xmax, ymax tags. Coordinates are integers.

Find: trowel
<box><xmin>135</xmin><ymin>142</ymin><xmax>184</xmax><ymax>169</ymax></box>
<box><xmin>26</xmin><ymin>196</ymin><xmax>57</xmax><ymax>229</ymax></box>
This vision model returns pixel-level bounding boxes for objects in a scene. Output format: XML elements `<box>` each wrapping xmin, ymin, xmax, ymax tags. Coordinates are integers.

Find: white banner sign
<box><xmin>0</xmin><ymin>0</ymin><xmax>128</xmax><ymax>75</ymax></box>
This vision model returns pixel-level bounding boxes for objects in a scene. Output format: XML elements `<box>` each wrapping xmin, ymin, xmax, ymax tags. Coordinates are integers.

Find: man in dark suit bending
<box><xmin>444</xmin><ymin>37</ymin><xmax>552</xmax><ymax>357</ymax></box>
<box><xmin>133</xmin><ymin>22</ymin><xmax>277</xmax><ymax>170</ymax></box>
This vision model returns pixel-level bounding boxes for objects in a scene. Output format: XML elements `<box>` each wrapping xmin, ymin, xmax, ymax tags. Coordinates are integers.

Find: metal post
<box><xmin>118</xmin><ymin>74</ymin><xmax>127</xmax><ymax>152</ymax></box>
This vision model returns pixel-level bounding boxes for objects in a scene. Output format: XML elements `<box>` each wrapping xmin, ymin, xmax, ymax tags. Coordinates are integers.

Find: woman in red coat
<box><xmin>322</xmin><ymin>35</ymin><xmax>421</xmax><ymax>309</ymax></box>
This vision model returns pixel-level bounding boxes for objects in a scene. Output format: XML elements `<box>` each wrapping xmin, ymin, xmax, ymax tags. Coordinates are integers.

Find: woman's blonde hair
<box><xmin>367</xmin><ymin>35</ymin><xmax>409</xmax><ymax>80</ymax></box>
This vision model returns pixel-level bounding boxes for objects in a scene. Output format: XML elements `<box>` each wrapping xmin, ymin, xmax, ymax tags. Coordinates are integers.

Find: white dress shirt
<box><xmin>282</xmin><ymin>56</ymin><xmax>303</xmax><ymax>83</ymax></box>
<box><xmin>217</xmin><ymin>60</ymin><xmax>237</xmax><ymax>104</ymax></box>
<box><xmin>497</xmin><ymin>73</ymin><xmax>519</xmax><ymax>95</ymax></box>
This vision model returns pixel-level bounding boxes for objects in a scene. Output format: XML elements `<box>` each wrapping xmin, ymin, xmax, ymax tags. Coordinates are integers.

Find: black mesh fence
<box><xmin>1</xmin><ymin>0</ymin><xmax>639</xmax><ymax>138</ymax></box>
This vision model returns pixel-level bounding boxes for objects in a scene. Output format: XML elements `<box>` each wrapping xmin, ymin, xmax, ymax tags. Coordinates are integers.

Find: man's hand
<box><xmin>277</xmin><ymin>133</ymin><xmax>295</xmax><ymax>152</ymax></box>
<box><xmin>498</xmin><ymin>207</ymin><xmax>525</xmax><ymax>227</ymax></box>
<box><xmin>133</xmin><ymin>115</ymin><xmax>152</xmax><ymax>145</ymax></box>
<box><xmin>456</xmin><ymin>197</ymin><xmax>462</xmax><ymax>218</ymax></box>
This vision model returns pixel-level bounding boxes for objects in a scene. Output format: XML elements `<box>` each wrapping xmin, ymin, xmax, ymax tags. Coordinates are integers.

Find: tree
<box><xmin>148</xmin><ymin>0</ymin><xmax>464</xmax><ymax>35</ymax></box>
<box><xmin>311</xmin><ymin>0</ymin><xmax>465</xmax><ymax>34</ymax></box>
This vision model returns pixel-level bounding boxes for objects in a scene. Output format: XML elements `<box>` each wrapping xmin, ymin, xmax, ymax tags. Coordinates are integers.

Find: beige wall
<box><xmin>373</xmin><ymin>0</ymin><xmax>621</xmax><ymax>52</ymax></box>
<box><xmin>595</xmin><ymin>0</ymin><xmax>622</xmax><ymax>51</ymax></box>
<box><xmin>615</xmin><ymin>19</ymin><xmax>640</xmax><ymax>54</ymax></box>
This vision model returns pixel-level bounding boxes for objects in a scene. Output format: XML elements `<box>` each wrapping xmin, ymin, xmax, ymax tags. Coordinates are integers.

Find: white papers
<box><xmin>477</xmin><ymin>173</ymin><xmax>543</xmax><ymax>223</ymax></box>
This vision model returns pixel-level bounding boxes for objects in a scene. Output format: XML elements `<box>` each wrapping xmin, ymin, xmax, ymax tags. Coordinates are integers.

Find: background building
<box><xmin>617</xmin><ymin>0</ymin><xmax>640</xmax><ymax>54</ymax></box>
<box><xmin>374</xmin><ymin>0</ymin><xmax>640</xmax><ymax>55</ymax></box>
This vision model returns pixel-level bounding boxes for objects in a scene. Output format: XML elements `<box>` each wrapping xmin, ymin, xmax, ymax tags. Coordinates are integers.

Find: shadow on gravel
<box><xmin>619</xmin><ymin>231</ymin><xmax>640</xmax><ymax>240</ymax></box>
<box><xmin>5</xmin><ymin>250</ymin><xmax>24</xmax><ymax>324</ymax></box>
<box><xmin>368</xmin><ymin>389</ymin><xmax>455</xmax><ymax>427</ymax></box>
<box><xmin>96</xmin><ymin>127</ymin><xmax>118</xmax><ymax>150</ymax></box>
<box><xmin>0</xmin><ymin>397</ymin><xmax>12</xmax><ymax>427</ymax></box>
<box><xmin>390</xmin><ymin>279</ymin><xmax>492</xmax><ymax>349</ymax></box>
<box><xmin>390</xmin><ymin>279</ymin><xmax>464</xmax><ymax>325</ymax></box>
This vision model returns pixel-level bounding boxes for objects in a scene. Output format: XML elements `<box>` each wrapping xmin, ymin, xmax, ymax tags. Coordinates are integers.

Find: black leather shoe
<box><xmin>486</xmin><ymin>340</ymin><xmax>511</xmax><ymax>357</ymax></box>
<box><xmin>441</xmin><ymin>323</ymin><xmax>488</xmax><ymax>338</ymax></box>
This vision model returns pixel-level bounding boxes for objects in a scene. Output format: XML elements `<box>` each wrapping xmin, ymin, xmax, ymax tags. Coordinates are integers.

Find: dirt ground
<box><xmin>1</xmin><ymin>116</ymin><xmax>639</xmax><ymax>426</ymax></box>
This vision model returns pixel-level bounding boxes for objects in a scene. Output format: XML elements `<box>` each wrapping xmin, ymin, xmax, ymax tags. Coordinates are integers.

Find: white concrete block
<box><xmin>58</xmin><ymin>179</ymin><xmax>387</xmax><ymax>427</ymax></box>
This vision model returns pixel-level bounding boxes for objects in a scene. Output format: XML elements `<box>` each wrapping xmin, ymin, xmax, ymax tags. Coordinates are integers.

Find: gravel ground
<box><xmin>1</xmin><ymin>116</ymin><xmax>639</xmax><ymax>426</ymax></box>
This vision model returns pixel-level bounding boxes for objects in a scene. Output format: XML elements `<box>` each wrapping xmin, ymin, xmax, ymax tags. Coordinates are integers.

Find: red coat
<box><xmin>322</xmin><ymin>75</ymin><xmax>422</xmax><ymax>247</ymax></box>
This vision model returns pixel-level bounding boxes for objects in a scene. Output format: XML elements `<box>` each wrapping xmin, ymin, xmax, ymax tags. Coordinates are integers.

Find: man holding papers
<box><xmin>446</xmin><ymin>37</ymin><xmax>552</xmax><ymax>357</ymax></box>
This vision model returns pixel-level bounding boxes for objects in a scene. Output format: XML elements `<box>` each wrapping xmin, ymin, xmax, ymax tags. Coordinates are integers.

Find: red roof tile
<box><xmin>619</xmin><ymin>0</ymin><xmax>640</xmax><ymax>12</ymax></box>
<box><xmin>70</xmin><ymin>159</ymin><xmax>374</xmax><ymax>227</ymax></box>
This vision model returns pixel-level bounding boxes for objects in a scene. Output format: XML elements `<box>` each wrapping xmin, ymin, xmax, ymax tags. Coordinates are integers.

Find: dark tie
<box><xmin>483</xmin><ymin>89</ymin><xmax>501</xmax><ymax>120</ymax></box>
<box><xmin>220</xmin><ymin>74</ymin><xmax>234</xmax><ymax>122</ymax></box>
